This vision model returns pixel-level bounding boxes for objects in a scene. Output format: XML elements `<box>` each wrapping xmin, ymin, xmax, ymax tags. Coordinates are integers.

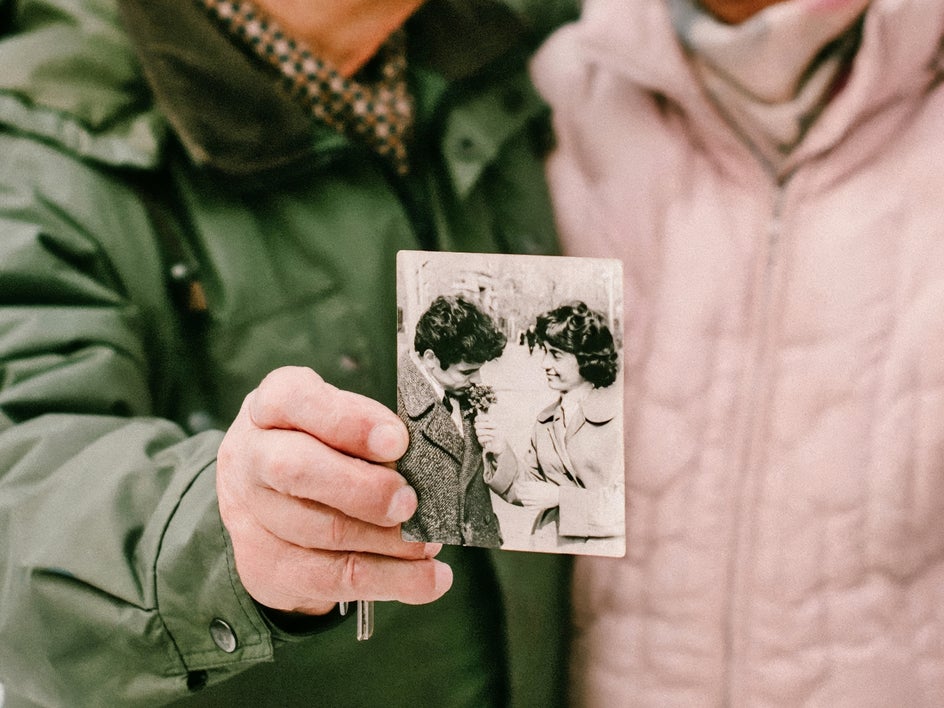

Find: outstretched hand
<box><xmin>473</xmin><ymin>413</ymin><xmax>506</xmax><ymax>456</ymax></box>
<box><xmin>216</xmin><ymin>366</ymin><xmax>452</xmax><ymax>616</ymax></box>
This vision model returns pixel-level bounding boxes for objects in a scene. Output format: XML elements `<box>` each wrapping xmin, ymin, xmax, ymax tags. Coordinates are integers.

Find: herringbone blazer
<box><xmin>397</xmin><ymin>354</ymin><xmax>503</xmax><ymax>547</ymax></box>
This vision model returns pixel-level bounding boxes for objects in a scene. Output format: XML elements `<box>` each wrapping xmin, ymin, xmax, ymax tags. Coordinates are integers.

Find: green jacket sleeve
<box><xmin>0</xmin><ymin>135</ymin><xmax>277</xmax><ymax>706</ymax></box>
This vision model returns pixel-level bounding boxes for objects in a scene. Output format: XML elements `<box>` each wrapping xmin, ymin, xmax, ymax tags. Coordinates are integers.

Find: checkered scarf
<box><xmin>197</xmin><ymin>0</ymin><xmax>414</xmax><ymax>175</ymax></box>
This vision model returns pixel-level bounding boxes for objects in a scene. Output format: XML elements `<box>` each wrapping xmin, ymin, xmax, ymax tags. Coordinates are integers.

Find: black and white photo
<box><xmin>397</xmin><ymin>250</ymin><xmax>625</xmax><ymax>557</ymax></box>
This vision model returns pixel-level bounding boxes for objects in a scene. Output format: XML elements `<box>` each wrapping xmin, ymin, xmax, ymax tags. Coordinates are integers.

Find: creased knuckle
<box><xmin>341</xmin><ymin>552</ymin><xmax>360</xmax><ymax>595</ymax></box>
<box><xmin>317</xmin><ymin>404</ymin><xmax>344</xmax><ymax>440</ymax></box>
<box><xmin>247</xmin><ymin>384</ymin><xmax>277</xmax><ymax>427</ymax></box>
<box><xmin>328</xmin><ymin>511</ymin><xmax>351</xmax><ymax>550</ymax></box>
<box><xmin>268</xmin><ymin>554</ymin><xmax>303</xmax><ymax>601</ymax></box>
<box><xmin>216</xmin><ymin>437</ymin><xmax>237</xmax><ymax>474</ymax></box>
<box><xmin>283</xmin><ymin>469</ymin><xmax>313</xmax><ymax>500</ymax></box>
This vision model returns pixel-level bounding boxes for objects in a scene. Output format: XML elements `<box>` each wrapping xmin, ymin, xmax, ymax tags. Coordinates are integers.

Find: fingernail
<box><xmin>423</xmin><ymin>542</ymin><xmax>443</xmax><ymax>558</ymax></box>
<box><xmin>368</xmin><ymin>423</ymin><xmax>406</xmax><ymax>460</ymax></box>
<box><xmin>434</xmin><ymin>561</ymin><xmax>453</xmax><ymax>594</ymax></box>
<box><xmin>387</xmin><ymin>485</ymin><xmax>417</xmax><ymax>523</ymax></box>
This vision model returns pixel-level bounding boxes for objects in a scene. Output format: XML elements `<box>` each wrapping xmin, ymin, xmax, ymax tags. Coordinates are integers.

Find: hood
<box><xmin>0</xmin><ymin>0</ymin><xmax>165</xmax><ymax>168</ymax></box>
<box><xmin>567</xmin><ymin>0</ymin><xmax>944</xmax><ymax>173</ymax></box>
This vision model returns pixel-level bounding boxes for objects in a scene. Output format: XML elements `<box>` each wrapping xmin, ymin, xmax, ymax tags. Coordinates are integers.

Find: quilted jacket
<box><xmin>533</xmin><ymin>0</ymin><xmax>944</xmax><ymax>705</ymax></box>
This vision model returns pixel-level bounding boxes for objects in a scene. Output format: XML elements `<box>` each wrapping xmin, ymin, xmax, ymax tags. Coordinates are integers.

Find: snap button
<box><xmin>209</xmin><ymin>618</ymin><xmax>238</xmax><ymax>653</ymax></box>
<box><xmin>169</xmin><ymin>262</ymin><xmax>193</xmax><ymax>283</ymax></box>
<box><xmin>455</xmin><ymin>136</ymin><xmax>479</xmax><ymax>162</ymax></box>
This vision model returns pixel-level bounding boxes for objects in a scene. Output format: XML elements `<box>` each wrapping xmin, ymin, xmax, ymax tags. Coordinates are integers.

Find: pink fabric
<box><xmin>669</xmin><ymin>0</ymin><xmax>869</xmax><ymax>167</ymax></box>
<box><xmin>531</xmin><ymin>0</ymin><xmax>944</xmax><ymax>704</ymax></box>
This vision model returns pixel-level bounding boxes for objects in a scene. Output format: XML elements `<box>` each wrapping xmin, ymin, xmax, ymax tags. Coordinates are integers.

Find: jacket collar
<box><xmin>536</xmin><ymin>383</ymin><xmax>619</xmax><ymax>426</ymax></box>
<box><xmin>117</xmin><ymin>0</ymin><xmax>343</xmax><ymax>182</ymax></box>
<box><xmin>117</xmin><ymin>0</ymin><xmax>527</xmax><ymax>183</ymax></box>
<box><xmin>399</xmin><ymin>354</ymin><xmax>438</xmax><ymax>420</ymax></box>
<box><xmin>569</xmin><ymin>0</ymin><xmax>944</xmax><ymax>178</ymax></box>
<box><xmin>399</xmin><ymin>354</ymin><xmax>466</xmax><ymax>463</ymax></box>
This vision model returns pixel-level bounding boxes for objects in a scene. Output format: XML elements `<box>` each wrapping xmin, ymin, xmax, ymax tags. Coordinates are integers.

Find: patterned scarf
<box><xmin>669</xmin><ymin>0</ymin><xmax>870</xmax><ymax>168</ymax></box>
<box><xmin>197</xmin><ymin>0</ymin><xmax>414</xmax><ymax>175</ymax></box>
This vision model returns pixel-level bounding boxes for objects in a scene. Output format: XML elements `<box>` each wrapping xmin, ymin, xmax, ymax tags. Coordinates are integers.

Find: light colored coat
<box><xmin>487</xmin><ymin>384</ymin><xmax>624</xmax><ymax>547</ymax></box>
<box><xmin>532</xmin><ymin>0</ymin><xmax>944</xmax><ymax>705</ymax></box>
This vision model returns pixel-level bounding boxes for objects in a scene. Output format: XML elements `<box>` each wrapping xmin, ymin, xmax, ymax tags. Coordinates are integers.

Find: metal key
<box><xmin>338</xmin><ymin>600</ymin><xmax>373</xmax><ymax>640</ymax></box>
<box><xmin>356</xmin><ymin>600</ymin><xmax>374</xmax><ymax>641</ymax></box>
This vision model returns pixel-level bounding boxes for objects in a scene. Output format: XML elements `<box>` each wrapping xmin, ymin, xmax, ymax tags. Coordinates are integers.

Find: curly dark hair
<box><xmin>413</xmin><ymin>295</ymin><xmax>507</xmax><ymax>369</ymax></box>
<box><xmin>533</xmin><ymin>301</ymin><xmax>619</xmax><ymax>388</ymax></box>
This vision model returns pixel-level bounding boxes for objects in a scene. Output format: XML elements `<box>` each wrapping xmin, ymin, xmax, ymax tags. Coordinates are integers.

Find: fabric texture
<box><xmin>197</xmin><ymin>0</ymin><xmax>415</xmax><ymax>175</ymax></box>
<box><xmin>486</xmin><ymin>383</ymin><xmax>624</xmax><ymax>554</ymax></box>
<box><xmin>532</xmin><ymin>0</ymin><xmax>944</xmax><ymax>704</ymax></box>
<box><xmin>667</xmin><ymin>0</ymin><xmax>869</xmax><ymax>168</ymax></box>
<box><xmin>398</xmin><ymin>355</ymin><xmax>504</xmax><ymax>547</ymax></box>
<box><xmin>0</xmin><ymin>0</ymin><xmax>578</xmax><ymax>705</ymax></box>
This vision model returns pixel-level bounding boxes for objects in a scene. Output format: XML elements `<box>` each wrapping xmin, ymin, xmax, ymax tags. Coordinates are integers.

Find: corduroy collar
<box><xmin>117</xmin><ymin>0</ymin><xmax>526</xmax><ymax>183</ymax></box>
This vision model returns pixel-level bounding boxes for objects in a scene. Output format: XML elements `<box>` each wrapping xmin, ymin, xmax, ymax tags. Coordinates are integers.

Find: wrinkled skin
<box><xmin>217</xmin><ymin>366</ymin><xmax>453</xmax><ymax>616</ymax></box>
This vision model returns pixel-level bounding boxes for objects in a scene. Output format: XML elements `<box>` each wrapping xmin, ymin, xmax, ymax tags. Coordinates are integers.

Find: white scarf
<box><xmin>669</xmin><ymin>0</ymin><xmax>871</xmax><ymax>168</ymax></box>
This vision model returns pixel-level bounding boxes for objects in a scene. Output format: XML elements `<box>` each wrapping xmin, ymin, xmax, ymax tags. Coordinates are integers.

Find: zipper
<box><xmin>720</xmin><ymin>175</ymin><xmax>790</xmax><ymax>706</ymax></box>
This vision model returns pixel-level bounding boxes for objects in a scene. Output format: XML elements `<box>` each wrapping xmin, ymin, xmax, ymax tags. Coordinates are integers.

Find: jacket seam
<box><xmin>151</xmin><ymin>459</ymin><xmax>269</xmax><ymax>674</ymax></box>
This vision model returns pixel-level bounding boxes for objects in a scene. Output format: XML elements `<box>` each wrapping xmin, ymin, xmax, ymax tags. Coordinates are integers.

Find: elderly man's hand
<box><xmin>216</xmin><ymin>366</ymin><xmax>452</xmax><ymax>616</ymax></box>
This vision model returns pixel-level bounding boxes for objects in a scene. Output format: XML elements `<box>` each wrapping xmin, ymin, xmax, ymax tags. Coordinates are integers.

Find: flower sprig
<box><xmin>462</xmin><ymin>383</ymin><xmax>497</xmax><ymax>418</ymax></box>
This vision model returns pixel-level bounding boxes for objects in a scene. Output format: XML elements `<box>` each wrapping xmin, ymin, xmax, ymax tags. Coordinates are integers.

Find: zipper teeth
<box><xmin>721</xmin><ymin>182</ymin><xmax>787</xmax><ymax>707</ymax></box>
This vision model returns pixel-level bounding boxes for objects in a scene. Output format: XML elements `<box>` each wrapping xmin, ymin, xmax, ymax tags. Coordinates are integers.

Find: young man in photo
<box><xmin>398</xmin><ymin>295</ymin><xmax>507</xmax><ymax>548</ymax></box>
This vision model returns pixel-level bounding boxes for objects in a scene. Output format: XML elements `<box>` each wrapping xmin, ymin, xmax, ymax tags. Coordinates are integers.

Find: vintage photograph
<box><xmin>397</xmin><ymin>250</ymin><xmax>625</xmax><ymax>558</ymax></box>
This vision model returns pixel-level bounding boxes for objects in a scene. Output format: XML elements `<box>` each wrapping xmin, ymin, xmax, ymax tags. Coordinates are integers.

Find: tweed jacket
<box><xmin>398</xmin><ymin>355</ymin><xmax>503</xmax><ymax>547</ymax></box>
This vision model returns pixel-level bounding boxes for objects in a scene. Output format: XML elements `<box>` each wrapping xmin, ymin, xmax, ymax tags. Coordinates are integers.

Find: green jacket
<box><xmin>0</xmin><ymin>1</ymin><xmax>578</xmax><ymax>706</ymax></box>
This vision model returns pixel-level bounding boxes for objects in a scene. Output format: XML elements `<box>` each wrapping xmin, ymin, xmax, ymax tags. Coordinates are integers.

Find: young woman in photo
<box><xmin>478</xmin><ymin>301</ymin><xmax>624</xmax><ymax>554</ymax></box>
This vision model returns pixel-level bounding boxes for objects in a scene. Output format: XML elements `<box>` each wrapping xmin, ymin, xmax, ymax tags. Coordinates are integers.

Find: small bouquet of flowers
<box><xmin>463</xmin><ymin>383</ymin><xmax>497</xmax><ymax>418</ymax></box>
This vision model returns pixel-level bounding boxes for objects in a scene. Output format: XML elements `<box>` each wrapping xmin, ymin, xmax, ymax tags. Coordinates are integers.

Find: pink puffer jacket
<box><xmin>532</xmin><ymin>1</ymin><xmax>944</xmax><ymax>705</ymax></box>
